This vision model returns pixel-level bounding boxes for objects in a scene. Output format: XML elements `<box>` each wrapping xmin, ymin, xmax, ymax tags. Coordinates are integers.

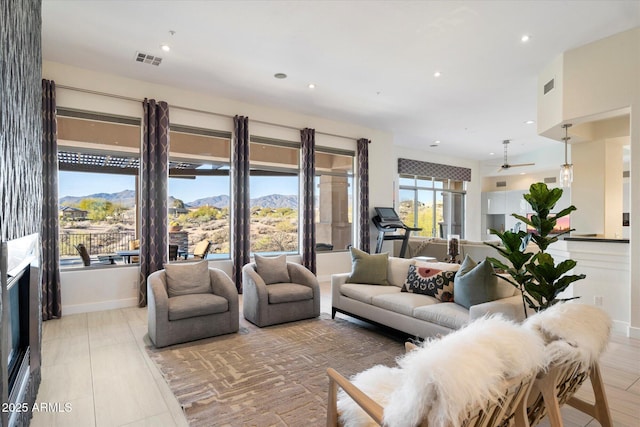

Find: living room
<box><xmin>2</xmin><ymin>1</ymin><xmax>639</xmax><ymax>426</ymax></box>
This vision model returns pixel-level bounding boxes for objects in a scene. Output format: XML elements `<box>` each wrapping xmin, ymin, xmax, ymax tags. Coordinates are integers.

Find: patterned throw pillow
<box><xmin>402</xmin><ymin>264</ymin><xmax>456</xmax><ymax>302</ymax></box>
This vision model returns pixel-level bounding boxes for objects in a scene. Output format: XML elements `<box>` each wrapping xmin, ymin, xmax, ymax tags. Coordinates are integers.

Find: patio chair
<box><xmin>168</xmin><ymin>244</ymin><xmax>179</xmax><ymax>261</ymax></box>
<box><xmin>192</xmin><ymin>240</ymin><xmax>211</xmax><ymax>259</ymax></box>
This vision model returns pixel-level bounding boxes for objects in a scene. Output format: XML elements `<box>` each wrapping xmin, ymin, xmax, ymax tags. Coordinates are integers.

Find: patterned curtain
<box><xmin>232</xmin><ymin>115</ymin><xmax>250</xmax><ymax>292</ymax></box>
<box><xmin>139</xmin><ymin>99</ymin><xmax>169</xmax><ymax>307</ymax></box>
<box><xmin>41</xmin><ymin>79</ymin><xmax>61</xmax><ymax>320</ymax></box>
<box><xmin>301</xmin><ymin>128</ymin><xmax>316</xmax><ymax>273</ymax></box>
<box><xmin>357</xmin><ymin>138</ymin><xmax>370</xmax><ymax>253</ymax></box>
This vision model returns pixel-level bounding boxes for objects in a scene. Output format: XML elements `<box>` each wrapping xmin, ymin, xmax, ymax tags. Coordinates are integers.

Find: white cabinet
<box><xmin>485</xmin><ymin>191</ymin><xmax>507</xmax><ymax>214</ymax></box>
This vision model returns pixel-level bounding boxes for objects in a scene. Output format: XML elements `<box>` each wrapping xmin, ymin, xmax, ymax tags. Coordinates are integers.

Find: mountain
<box><xmin>187</xmin><ymin>195</ymin><xmax>231</xmax><ymax>208</ymax></box>
<box><xmin>188</xmin><ymin>194</ymin><xmax>297</xmax><ymax>209</ymax></box>
<box><xmin>59</xmin><ymin>191</ymin><xmax>298</xmax><ymax>210</ymax></box>
<box><xmin>250</xmin><ymin>194</ymin><xmax>297</xmax><ymax>209</ymax></box>
<box><xmin>59</xmin><ymin>190</ymin><xmax>136</xmax><ymax>208</ymax></box>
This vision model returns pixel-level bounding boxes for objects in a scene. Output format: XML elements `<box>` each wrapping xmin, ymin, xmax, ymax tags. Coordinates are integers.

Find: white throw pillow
<box><xmin>387</xmin><ymin>257</ymin><xmax>416</xmax><ymax>287</ymax></box>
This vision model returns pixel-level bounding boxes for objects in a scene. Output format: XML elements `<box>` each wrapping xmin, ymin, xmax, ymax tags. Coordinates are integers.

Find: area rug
<box><xmin>146</xmin><ymin>314</ymin><xmax>405</xmax><ymax>426</ymax></box>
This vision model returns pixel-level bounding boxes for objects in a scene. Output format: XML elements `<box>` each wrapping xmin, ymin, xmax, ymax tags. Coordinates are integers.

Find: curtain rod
<box><xmin>56</xmin><ymin>84</ymin><xmax>360</xmax><ymax>142</ymax></box>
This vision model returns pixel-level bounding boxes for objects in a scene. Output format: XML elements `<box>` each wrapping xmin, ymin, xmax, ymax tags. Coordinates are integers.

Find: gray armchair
<box><xmin>242</xmin><ymin>261</ymin><xmax>320</xmax><ymax>327</ymax></box>
<box><xmin>147</xmin><ymin>263</ymin><xmax>239</xmax><ymax>347</ymax></box>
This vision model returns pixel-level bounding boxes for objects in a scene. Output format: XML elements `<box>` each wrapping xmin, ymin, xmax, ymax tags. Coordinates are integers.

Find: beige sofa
<box><xmin>331</xmin><ymin>257</ymin><xmax>525</xmax><ymax>339</ymax></box>
<box><xmin>397</xmin><ymin>237</ymin><xmax>509</xmax><ymax>262</ymax></box>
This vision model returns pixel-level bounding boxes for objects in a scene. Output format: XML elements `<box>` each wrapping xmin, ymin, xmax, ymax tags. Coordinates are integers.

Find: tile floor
<box><xmin>32</xmin><ymin>282</ymin><xmax>640</xmax><ymax>426</ymax></box>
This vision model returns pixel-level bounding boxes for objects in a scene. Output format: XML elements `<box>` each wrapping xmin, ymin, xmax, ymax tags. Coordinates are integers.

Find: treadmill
<box><xmin>371</xmin><ymin>207</ymin><xmax>422</xmax><ymax>258</ymax></box>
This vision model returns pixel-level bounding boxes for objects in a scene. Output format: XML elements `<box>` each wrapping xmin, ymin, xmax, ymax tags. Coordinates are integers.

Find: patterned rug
<box><xmin>146</xmin><ymin>314</ymin><xmax>406</xmax><ymax>426</ymax></box>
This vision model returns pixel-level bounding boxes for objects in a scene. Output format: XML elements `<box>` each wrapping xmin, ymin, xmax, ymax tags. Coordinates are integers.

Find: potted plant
<box><xmin>485</xmin><ymin>182</ymin><xmax>586</xmax><ymax>316</ymax></box>
<box><xmin>169</xmin><ymin>220</ymin><xmax>182</xmax><ymax>232</ymax></box>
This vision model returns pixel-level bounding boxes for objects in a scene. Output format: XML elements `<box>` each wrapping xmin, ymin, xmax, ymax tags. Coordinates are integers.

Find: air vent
<box><xmin>543</xmin><ymin>78</ymin><xmax>554</xmax><ymax>95</ymax></box>
<box><xmin>496</xmin><ymin>181</ymin><xmax>507</xmax><ymax>188</ymax></box>
<box><xmin>623</xmin><ymin>170</ymin><xmax>630</xmax><ymax>178</ymax></box>
<box><xmin>135</xmin><ymin>52</ymin><xmax>162</xmax><ymax>66</ymax></box>
<box><xmin>544</xmin><ymin>177</ymin><xmax>557</xmax><ymax>183</ymax></box>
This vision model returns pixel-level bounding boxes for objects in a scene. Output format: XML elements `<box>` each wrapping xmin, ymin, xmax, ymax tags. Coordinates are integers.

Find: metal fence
<box><xmin>59</xmin><ymin>232</ymin><xmax>136</xmax><ymax>256</ymax></box>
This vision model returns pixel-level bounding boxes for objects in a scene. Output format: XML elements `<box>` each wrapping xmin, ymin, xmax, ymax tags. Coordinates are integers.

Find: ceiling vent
<box><xmin>496</xmin><ymin>181</ymin><xmax>507</xmax><ymax>188</ymax></box>
<box><xmin>544</xmin><ymin>177</ymin><xmax>557</xmax><ymax>183</ymax></box>
<box><xmin>135</xmin><ymin>52</ymin><xmax>162</xmax><ymax>66</ymax></box>
<box><xmin>543</xmin><ymin>78</ymin><xmax>554</xmax><ymax>95</ymax></box>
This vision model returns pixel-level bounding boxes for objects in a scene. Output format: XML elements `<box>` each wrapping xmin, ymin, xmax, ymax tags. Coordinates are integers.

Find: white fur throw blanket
<box><xmin>524</xmin><ymin>302</ymin><xmax>611</xmax><ymax>369</ymax></box>
<box><xmin>337</xmin><ymin>316</ymin><xmax>546</xmax><ymax>427</ymax></box>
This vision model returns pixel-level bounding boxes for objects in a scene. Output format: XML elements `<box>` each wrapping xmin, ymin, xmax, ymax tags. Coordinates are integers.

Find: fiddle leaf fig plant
<box><xmin>485</xmin><ymin>182</ymin><xmax>586</xmax><ymax>315</ymax></box>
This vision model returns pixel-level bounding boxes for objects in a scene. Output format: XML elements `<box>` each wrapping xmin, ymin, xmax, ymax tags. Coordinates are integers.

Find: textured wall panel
<box><xmin>0</xmin><ymin>2</ymin><xmax>43</xmax><ymax>426</ymax></box>
<box><xmin>0</xmin><ymin>0</ymin><xmax>43</xmax><ymax>241</ymax></box>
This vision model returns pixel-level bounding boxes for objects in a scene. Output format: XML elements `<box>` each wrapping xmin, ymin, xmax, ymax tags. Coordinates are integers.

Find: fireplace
<box><xmin>1</xmin><ymin>234</ymin><xmax>41</xmax><ymax>427</ymax></box>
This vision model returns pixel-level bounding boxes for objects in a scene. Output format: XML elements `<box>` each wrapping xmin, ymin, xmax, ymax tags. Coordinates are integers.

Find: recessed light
<box><xmin>274</xmin><ymin>73</ymin><xmax>287</xmax><ymax>79</ymax></box>
<box><xmin>489</xmin><ymin>152</ymin><xmax>495</xmax><ymax>156</ymax></box>
<box><xmin>434</xmin><ymin>140</ymin><xmax>441</xmax><ymax>144</ymax></box>
<box><xmin>308</xmin><ymin>83</ymin><xmax>316</xmax><ymax>89</ymax></box>
<box><xmin>160</xmin><ymin>44</ymin><xmax>170</xmax><ymax>52</ymax></box>
<box><xmin>524</xmin><ymin>120</ymin><xmax>535</xmax><ymax>125</ymax></box>
<box><xmin>434</xmin><ymin>71</ymin><xmax>441</xmax><ymax>78</ymax></box>
<box><xmin>520</xmin><ymin>172</ymin><xmax>526</xmax><ymax>175</ymax></box>
<box><xmin>521</xmin><ymin>34</ymin><xmax>530</xmax><ymax>43</ymax></box>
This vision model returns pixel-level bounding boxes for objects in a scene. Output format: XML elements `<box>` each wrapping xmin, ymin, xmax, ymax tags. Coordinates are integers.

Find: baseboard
<box><xmin>62</xmin><ymin>297</ymin><xmax>139</xmax><ymax>315</ymax></box>
<box><xmin>628</xmin><ymin>325</ymin><xmax>640</xmax><ymax>339</ymax></box>
<box><xmin>612</xmin><ymin>320</ymin><xmax>629</xmax><ymax>336</ymax></box>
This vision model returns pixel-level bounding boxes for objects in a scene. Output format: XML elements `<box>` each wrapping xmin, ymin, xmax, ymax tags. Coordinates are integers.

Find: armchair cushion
<box><xmin>168</xmin><ymin>293</ymin><xmax>229</xmax><ymax>321</ymax></box>
<box><xmin>346</xmin><ymin>247</ymin><xmax>389</xmax><ymax>285</ymax></box>
<box><xmin>267</xmin><ymin>283</ymin><xmax>314</xmax><ymax>304</ymax></box>
<box><xmin>165</xmin><ymin>260</ymin><xmax>211</xmax><ymax>297</ymax></box>
<box><xmin>255</xmin><ymin>254</ymin><xmax>290</xmax><ymax>284</ymax></box>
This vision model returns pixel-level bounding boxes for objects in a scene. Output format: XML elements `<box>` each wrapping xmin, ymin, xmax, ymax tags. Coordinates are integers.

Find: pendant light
<box><xmin>559</xmin><ymin>123</ymin><xmax>573</xmax><ymax>187</ymax></box>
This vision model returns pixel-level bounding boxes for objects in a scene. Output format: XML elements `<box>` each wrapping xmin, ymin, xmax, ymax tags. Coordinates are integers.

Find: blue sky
<box><xmin>58</xmin><ymin>171</ymin><xmax>298</xmax><ymax>202</ymax></box>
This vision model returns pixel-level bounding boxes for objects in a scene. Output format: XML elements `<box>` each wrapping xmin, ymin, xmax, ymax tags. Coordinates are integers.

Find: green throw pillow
<box><xmin>346</xmin><ymin>247</ymin><xmax>389</xmax><ymax>285</ymax></box>
<box><xmin>454</xmin><ymin>255</ymin><xmax>500</xmax><ymax>309</ymax></box>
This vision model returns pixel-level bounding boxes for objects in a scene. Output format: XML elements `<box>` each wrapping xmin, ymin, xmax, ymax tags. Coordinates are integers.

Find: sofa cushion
<box><xmin>372</xmin><ymin>293</ymin><xmax>439</xmax><ymax>317</ymax></box>
<box><xmin>267</xmin><ymin>283</ymin><xmax>313</xmax><ymax>304</ymax></box>
<box><xmin>413</xmin><ymin>303</ymin><xmax>470</xmax><ymax>330</ymax></box>
<box><xmin>168</xmin><ymin>293</ymin><xmax>228</xmax><ymax>321</ymax></box>
<box><xmin>413</xmin><ymin>261</ymin><xmax>461</xmax><ymax>272</ymax></box>
<box><xmin>165</xmin><ymin>260</ymin><xmax>211</xmax><ymax>298</ymax></box>
<box><xmin>346</xmin><ymin>248</ymin><xmax>389</xmax><ymax>285</ymax></box>
<box><xmin>454</xmin><ymin>256</ymin><xmax>503</xmax><ymax>309</ymax></box>
<box><xmin>402</xmin><ymin>265</ymin><xmax>456</xmax><ymax>302</ymax></box>
<box><xmin>255</xmin><ymin>254</ymin><xmax>290</xmax><ymax>284</ymax></box>
<box><xmin>387</xmin><ymin>257</ymin><xmax>416</xmax><ymax>287</ymax></box>
<box><xmin>340</xmin><ymin>283</ymin><xmax>400</xmax><ymax>304</ymax></box>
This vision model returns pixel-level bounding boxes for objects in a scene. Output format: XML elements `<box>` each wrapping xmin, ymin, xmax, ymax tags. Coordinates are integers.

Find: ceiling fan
<box><xmin>498</xmin><ymin>140</ymin><xmax>535</xmax><ymax>172</ymax></box>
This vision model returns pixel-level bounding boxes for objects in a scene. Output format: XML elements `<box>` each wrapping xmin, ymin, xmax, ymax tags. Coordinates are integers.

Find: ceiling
<box><xmin>41</xmin><ymin>1</ymin><xmax>640</xmax><ymax>165</ymax></box>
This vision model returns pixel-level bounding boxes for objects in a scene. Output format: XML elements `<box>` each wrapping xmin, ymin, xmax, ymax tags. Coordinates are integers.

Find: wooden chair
<box><xmin>526</xmin><ymin>360</ymin><xmax>612</xmax><ymax>427</ymax></box>
<box><xmin>327</xmin><ymin>368</ymin><xmax>535</xmax><ymax>427</ymax></box>
<box><xmin>523</xmin><ymin>302</ymin><xmax>613</xmax><ymax>427</ymax></box>
<box><xmin>129</xmin><ymin>239</ymin><xmax>140</xmax><ymax>263</ymax></box>
<box><xmin>327</xmin><ymin>317</ymin><xmax>546</xmax><ymax>427</ymax></box>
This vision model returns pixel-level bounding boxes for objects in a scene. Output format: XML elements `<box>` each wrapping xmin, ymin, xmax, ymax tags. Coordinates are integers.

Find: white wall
<box><xmin>536</xmin><ymin>28</ymin><xmax>640</xmax><ymax>337</ymax></box>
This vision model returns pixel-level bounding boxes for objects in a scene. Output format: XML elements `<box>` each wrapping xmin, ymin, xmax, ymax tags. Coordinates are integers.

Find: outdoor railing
<box><xmin>59</xmin><ymin>232</ymin><xmax>136</xmax><ymax>256</ymax></box>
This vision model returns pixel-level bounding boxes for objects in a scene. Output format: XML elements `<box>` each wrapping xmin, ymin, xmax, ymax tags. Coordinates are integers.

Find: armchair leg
<box><xmin>332</xmin><ymin>307</ymin><xmax>337</xmax><ymax>319</ymax></box>
<box><xmin>567</xmin><ymin>362</ymin><xmax>613</xmax><ymax>427</ymax></box>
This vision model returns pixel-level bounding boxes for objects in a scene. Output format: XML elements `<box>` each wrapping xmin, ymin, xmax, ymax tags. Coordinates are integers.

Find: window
<box><xmin>57</xmin><ymin>109</ymin><xmax>141</xmax><ymax>266</ymax></box>
<box><xmin>398</xmin><ymin>175</ymin><xmax>466</xmax><ymax>238</ymax></box>
<box><xmin>315</xmin><ymin>147</ymin><xmax>355</xmax><ymax>251</ymax></box>
<box><xmin>168</xmin><ymin>125</ymin><xmax>232</xmax><ymax>259</ymax></box>
<box><xmin>249</xmin><ymin>137</ymin><xmax>299</xmax><ymax>255</ymax></box>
